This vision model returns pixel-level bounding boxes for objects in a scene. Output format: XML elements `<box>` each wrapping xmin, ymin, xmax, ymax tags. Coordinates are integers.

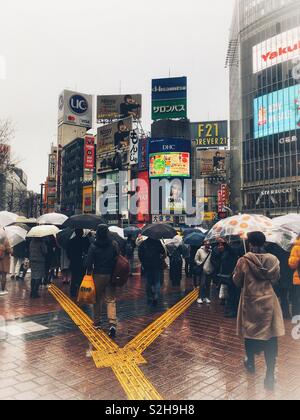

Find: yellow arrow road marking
<box><xmin>49</xmin><ymin>284</ymin><xmax>198</xmax><ymax>400</ymax></box>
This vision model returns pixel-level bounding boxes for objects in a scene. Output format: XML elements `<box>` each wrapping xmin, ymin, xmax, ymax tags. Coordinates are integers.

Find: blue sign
<box><xmin>69</xmin><ymin>95</ymin><xmax>88</xmax><ymax>115</ymax></box>
<box><xmin>149</xmin><ymin>138</ymin><xmax>191</xmax><ymax>154</ymax></box>
<box><xmin>152</xmin><ymin>77</ymin><xmax>187</xmax><ymax>101</ymax></box>
<box><xmin>254</xmin><ymin>85</ymin><xmax>300</xmax><ymax>138</ymax></box>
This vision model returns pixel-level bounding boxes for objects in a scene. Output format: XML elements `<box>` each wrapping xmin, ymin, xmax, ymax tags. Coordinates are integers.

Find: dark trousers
<box><xmin>292</xmin><ymin>285</ymin><xmax>300</xmax><ymax>316</ymax></box>
<box><xmin>225</xmin><ymin>281</ymin><xmax>240</xmax><ymax>316</ymax></box>
<box><xmin>146</xmin><ymin>270</ymin><xmax>162</xmax><ymax>303</ymax></box>
<box><xmin>170</xmin><ymin>258</ymin><xmax>183</xmax><ymax>286</ymax></box>
<box><xmin>70</xmin><ymin>267</ymin><xmax>85</xmax><ymax>298</ymax></box>
<box><xmin>245</xmin><ymin>337</ymin><xmax>278</xmax><ymax>378</ymax></box>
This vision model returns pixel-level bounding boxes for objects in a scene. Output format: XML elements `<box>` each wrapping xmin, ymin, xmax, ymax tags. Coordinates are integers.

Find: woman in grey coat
<box><xmin>29</xmin><ymin>238</ymin><xmax>48</xmax><ymax>298</ymax></box>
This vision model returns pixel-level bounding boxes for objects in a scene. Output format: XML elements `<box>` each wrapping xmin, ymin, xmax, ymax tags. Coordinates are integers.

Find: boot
<box><xmin>34</xmin><ymin>279</ymin><xmax>41</xmax><ymax>298</ymax></box>
<box><xmin>30</xmin><ymin>279</ymin><xmax>35</xmax><ymax>298</ymax></box>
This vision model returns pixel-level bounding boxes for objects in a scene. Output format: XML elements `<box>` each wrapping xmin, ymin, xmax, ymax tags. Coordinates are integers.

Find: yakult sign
<box><xmin>253</xmin><ymin>27</ymin><xmax>300</xmax><ymax>74</ymax></box>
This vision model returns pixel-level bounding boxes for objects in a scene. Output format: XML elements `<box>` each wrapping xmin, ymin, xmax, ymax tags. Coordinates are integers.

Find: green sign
<box><xmin>152</xmin><ymin>98</ymin><xmax>187</xmax><ymax>121</ymax></box>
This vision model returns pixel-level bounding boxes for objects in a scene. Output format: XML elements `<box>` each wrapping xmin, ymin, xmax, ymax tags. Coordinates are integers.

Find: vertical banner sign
<box><xmin>152</xmin><ymin>77</ymin><xmax>187</xmax><ymax>121</ymax></box>
<box><xmin>83</xmin><ymin>186</ymin><xmax>93</xmax><ymax>214</ymax></box>
<box><xmin>84</xmin><ymin>136</ymin><xmax>95</xmax><ymax>170</ymax></box>
<box><xmin>48</xmin><ymin>154</ymin><xmax>57</xmax><ymax>181</ymax></box>
<box><xmin>138</xmin><ymin>137</ymin><xmax>149</xmax><ymax>171</ymax></box>
<box><xmin>129</xmin><ymin>131</ymin><xmax>139</xmax><ymax>165</ymax></box>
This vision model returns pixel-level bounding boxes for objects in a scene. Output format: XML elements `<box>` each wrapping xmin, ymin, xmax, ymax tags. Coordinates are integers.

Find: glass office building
<box><xmin>228</xmin><ymin>0</ymin><xmax>300</xmax><ymax>215</ymax></box>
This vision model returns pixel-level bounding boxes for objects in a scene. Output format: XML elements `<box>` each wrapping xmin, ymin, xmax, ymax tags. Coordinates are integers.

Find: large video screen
<box><xmin>149</xmin><ymin>152</ymin><xmax>190</xmax><ymax>178</ymax></box>
<box><xmin>254</xmin><ymin>85</ymin><xmax>300</xmax><ymax>139</ymax></box>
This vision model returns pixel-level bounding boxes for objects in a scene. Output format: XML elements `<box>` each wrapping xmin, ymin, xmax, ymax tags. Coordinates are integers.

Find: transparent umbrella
<box><xmin>0</xmin><ymin>211</ymin><xmax>18</xmax><ymax>228</ymax></box>
<box><xmin>4</xmin><ymin>226</ymin><xmax>27</xmax><ymax>247</ymax></box>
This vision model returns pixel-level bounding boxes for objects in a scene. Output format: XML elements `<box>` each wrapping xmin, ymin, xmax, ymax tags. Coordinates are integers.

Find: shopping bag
<box><xmin>77</xmin><ymin>275</ymin><xmax>96</xmax><ymax>304</ymax></box>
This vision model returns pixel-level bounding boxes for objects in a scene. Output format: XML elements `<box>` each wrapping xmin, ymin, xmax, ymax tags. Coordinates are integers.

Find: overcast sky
<box><xmin>0</xmin><ymin>0</ymin><xmax>235</xmax><ymax>191</ymax></box>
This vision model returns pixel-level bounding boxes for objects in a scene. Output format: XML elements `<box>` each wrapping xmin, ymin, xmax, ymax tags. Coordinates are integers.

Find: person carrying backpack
<box><xmin>86</xmin><ymin>224</ymin><xmax>119</xmax><ymax>338</ymax></box>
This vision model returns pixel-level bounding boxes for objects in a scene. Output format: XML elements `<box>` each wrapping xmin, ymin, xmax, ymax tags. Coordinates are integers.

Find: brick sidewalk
<box><xmin>0</xmin><ymin>269</ymin><xmax>300</xmax><ymax>400</ymax></box>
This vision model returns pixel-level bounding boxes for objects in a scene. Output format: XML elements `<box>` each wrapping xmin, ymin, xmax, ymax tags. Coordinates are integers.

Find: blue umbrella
<box><xmin>184</xmin><ymin>232</ymin><xmax>205</xmax><ymax>247</ymax></box>
<box><xmin>124</xmin><ymin>226</ymin><xmax>141</xmax><ymax>238</ymax></box>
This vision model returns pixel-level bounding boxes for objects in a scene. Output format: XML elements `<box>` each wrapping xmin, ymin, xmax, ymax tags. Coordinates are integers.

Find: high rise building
<box><xmin>228</xmin><ymin>0</ymin><xmax>300</xmax><ymax>215</ymax></box>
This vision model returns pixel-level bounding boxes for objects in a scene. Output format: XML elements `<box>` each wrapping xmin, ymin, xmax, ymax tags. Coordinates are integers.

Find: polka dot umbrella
<box><xmin>206</xmin><ymin>214</ymin><xmax>295</xmax><ymax>251</ymax></box>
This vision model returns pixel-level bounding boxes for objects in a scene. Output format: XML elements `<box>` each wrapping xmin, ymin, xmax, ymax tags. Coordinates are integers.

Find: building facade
<box><xmin>229</xmin><ymin>0</ymin><xmax>300</xmax><ymax>215</ymax></box>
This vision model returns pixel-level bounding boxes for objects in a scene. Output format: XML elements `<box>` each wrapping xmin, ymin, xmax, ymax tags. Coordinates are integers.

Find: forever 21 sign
<box><xmin>192</xmin><ymin>121</ymin><xmax>228</xmax><ymax>149</ymax></box>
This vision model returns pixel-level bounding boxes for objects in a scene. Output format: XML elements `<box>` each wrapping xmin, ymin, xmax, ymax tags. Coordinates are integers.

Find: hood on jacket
<box><xmin>244</xmin><ymin>252</ymin><xmax>279</xmax><ymax>282</ymax></box>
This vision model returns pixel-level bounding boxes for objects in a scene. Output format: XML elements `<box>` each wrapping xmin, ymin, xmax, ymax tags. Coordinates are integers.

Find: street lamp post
<box><xmin>40</xmin><ymin>183</ymin><xmax>45</xmax><ymax>216</ymax></box>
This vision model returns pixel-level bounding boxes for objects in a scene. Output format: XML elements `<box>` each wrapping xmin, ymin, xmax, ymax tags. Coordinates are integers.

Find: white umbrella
<box><xmin>27</xmin><ymin>225</ymin><xmax>60</xmax><ymax>239</ymax></box>
<box><xmin>37</xmin><ymin>213</ymin><xmax>68</xmax><ymax>226</ymax></box>
<box><xmin>4</xmin><ymin>226</ymin><xmax>27</xmax><ymax>247</ymax></box>
<box><xmin>273</xmin><ymin>214</ymin><xmax>300</xmax><ymax>235</ymax></box>
<box><xmin>108</xmin><ymin>226</ymin><xmax>125</xmax><ymax>238</ymax></box>
<box><xmin>0</xmin><ymin>211</ymin><xmax>18</xmax><ymax>228</ymax></box>
<box><xmin>16</xmin><ymin>216</ymin><xmax>37</xmax><ymax>224</ymax></box>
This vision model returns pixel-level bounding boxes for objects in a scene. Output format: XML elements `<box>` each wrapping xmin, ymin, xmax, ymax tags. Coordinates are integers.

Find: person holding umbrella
<box><xmin>86</xmin><ymin>225</ymin><xmax>119</xmax><ymax>338</ymax></box>
<box><xmin>29</xmin><ymin>237</ymin><xmax>48</xmax><ymax>299</ymax></box>
<box><xmin>194</xmin><ymin>240</ymin><xmax>213</xmax><ymax>304</ymax></box>
<box><xmin>138</xmin><ymin>224</ymin><xmax>174</xmax><ymax>306</ymax></box>
<box><xmin>0</xmin><ymin>230</ymin><xmax>12</xmax><ymax>296</ymax></box>
<box><xmin>233</xmin><ymin>232</ymin><xmax>285</xmax><ymax>391</ymax></box>
<box><xmin>66</xmin><ymin>230</ymin><xmax>90</xmax><ymax>298</ymax></box>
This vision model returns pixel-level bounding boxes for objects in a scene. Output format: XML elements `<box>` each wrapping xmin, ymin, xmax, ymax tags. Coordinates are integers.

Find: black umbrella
<box><xmin>61</xmin><ymin>215</ymin><xmax>107</xmax><ymax>231</ymax></box>
<box><xmin>56</xmin><ymin>228</ymin><xmax>74</xmax><ymax>249</ymax></box>
<box><xmin>183</xmin><ymin>228</ymin><xmax>201</xmax><ymax>237</ymax></box>
<box><xmin>124</xmin><ymin>226</ymin><xmax>141</xmax><ymax>238</ymax></box>
<box><xmin>141</xmin><ymin>224</ymin><xmax>177</xmax><ymax>240</ymax></box>
<box><xmin>184</xmin><ymin>232</ymin><xmax>205</xmax><ymax>247</ymax></box>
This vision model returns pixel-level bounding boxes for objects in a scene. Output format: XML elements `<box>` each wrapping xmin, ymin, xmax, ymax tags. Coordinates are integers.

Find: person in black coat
<box><xmin>266</xmin><ymin>242</ymin><xmax>293</xmax><ymax>319</ymax></box>
<box><xmin>213</xmin><ymin>238</ymin><xmax>242</xmax><ymax>318</ymax></box>
<box><xmin>138</xmin><ymin>238</ymin><xmax>166</xmax><ymax>306</ymax></box>
<box><xmin>66</xmin><ymin>229</ymin><xmax>90</xmax><ymax>298</ymax></box>
<box><xmin>86</xmin><ymin>225</ymin><xmax>119</xmax><ymax>338</ymax></box>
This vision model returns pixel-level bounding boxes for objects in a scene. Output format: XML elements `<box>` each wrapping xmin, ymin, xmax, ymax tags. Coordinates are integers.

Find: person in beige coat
<box><xmin>0</xmin><ymin>230</ymin><xmax>12</xmax><ymax>296</ymax></box>
<box><xmin>233</xmin><ymin>231</ymin><xmax>285</xmax><ymax>391</ymax></box>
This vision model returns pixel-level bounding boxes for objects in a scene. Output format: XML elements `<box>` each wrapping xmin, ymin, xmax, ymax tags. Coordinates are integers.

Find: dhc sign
<box><xmin>69</xmin><ymin>95</ymin><xmax>88</xmax><ymax>115</ymax></box>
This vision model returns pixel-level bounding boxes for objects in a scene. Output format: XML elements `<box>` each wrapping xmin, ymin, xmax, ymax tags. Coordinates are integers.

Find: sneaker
<box><xmin>204</xmin><ymin>298</ymin><xmax>211</xmax><ymax>304</ymax></box>
<box><xmin>109</xmin><ymin>326</ymin><xmax>117</xmax><ymax>339</ymax></box>
<box><xmin>197</xmin><ymin>298</ymin><xmax>204</xmax><ymax>304</ymax></box>
<box><xmin>0</xmin><ymin>291</ymin><xmax>8</xmax><ymax>296</ymax></box>
<box><xmin>93</xmin><ymin>322</ymin><xmax>102</xmax><ymax>330</ymax></box>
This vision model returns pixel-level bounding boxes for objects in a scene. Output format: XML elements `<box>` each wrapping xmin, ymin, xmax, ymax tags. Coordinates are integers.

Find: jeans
<box><xmin>225</xmin><ymin>280</ymin><xmax>240</xmax><ymax>316</ymax></box>
<box><xmin>292</xmin><ymin>285</ymin><xmax>300</xmax><ymax>316</ymax></box>
<box><xmin>199</xmin><ymin>273</ymin><xmax>211</xmax><ymax>299</ymax></box>
<box><xmin>146</xmin><ymin>270</ymin><xmax>162</xmax><ymax>302</ymax></box>
<box><xmin>93</xmin><ymin>274</ymin><xmax>117</xmax><ymax>327</ymax></box>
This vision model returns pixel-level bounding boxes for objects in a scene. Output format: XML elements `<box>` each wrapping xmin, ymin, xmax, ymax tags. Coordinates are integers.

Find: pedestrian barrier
<box><xmin>49</xmin><ymin>284</ymin><xmax>198</xmax><ymax>400</ymax></box>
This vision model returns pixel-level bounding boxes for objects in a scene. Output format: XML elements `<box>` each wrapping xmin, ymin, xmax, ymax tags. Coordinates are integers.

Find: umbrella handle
<box><xmin>243</xmin><ymin>238</ymin><xmax>247</xmax><ymax>255</ymax></box>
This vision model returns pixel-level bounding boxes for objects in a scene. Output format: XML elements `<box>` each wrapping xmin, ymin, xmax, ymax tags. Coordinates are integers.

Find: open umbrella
<box><xmin>61</xmin><ymin>214</ymin><xmax>106</xmax><ymax>230</ymax></box>
<box><xmin>109</xmin><ymin>226</ymin><xmax>125</xmax><ymax>239</ymax></box>
<box><xmin>11</xmin><ymin>223</ymin><xmax>30</xmax><ymax>232</ymax></box>
<box><xmin>141</xmin><ymin>224</ymin><xmax>177</xmax><ymax>240</ymax></box>
<box><xmin>37</xmin><ymin>213</ymin><xmax>68</xmax><ymax>226</ymax></box>
<box><xmin>184</xmin><ymin>232</ymin><xmax>206</xmax><ymax>247</ymax></box>
<box><xmin>0</xmin><ymin>211</ymin><xmax>18</xmax><ymax>227</ymax></box>
<box><xmin>273</xmin><ymin>214</ymin><xmax>300</xmax><ymax>235</ymax></box>
<box><xmin>4</xmin><ymin>226</ymin><xmax>27</xmax><ymax>247</ymax></box>
<box><xmin>27</xmin><ymin>225</ymin><xmax>60</xmax><ymax>239</ymax></box>
<box><xmin>124</xmin><ymin>226</ymin><xmax>141</xmax><ymax>238</ymax></box>
<box><xmin>16</xmin><ymin>216</ymin><xmax>37</xmax><ymax>225</ymax></box>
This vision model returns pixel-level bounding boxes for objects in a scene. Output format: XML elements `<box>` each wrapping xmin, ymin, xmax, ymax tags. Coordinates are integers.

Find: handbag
<box><xmin>77</xmin><ymin>275</ymin><xmax>96</xmax><ymax>305</ymax></box>
<box><xmin>111</xmin><ymin>255</ymin><xmax>130</xmax><ymax>288</ymax></box>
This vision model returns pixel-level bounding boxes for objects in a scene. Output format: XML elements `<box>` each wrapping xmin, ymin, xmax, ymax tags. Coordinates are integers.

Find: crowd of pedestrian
<box><xmin>1</xmin><ymin>222</ymin><xmax>300</xmax><ymax>391</ymax></box>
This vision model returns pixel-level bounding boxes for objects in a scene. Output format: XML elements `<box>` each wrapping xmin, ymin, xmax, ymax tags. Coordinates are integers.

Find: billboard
<box><xmin>149</xmin><ymin>138</ymin><xmax>191</xmax><ymax>178</ymax></box>
<box><xmin>58</xmin><ymin>90</ymin><xmax>93</xmax><ymax>128</ymax></box>
<box><xmin>97</xmin><ymin>95</ymin><xmax>142</xmax><ymax>121</ymax></box>
<box><xmin>253</xmin><ymin>27</ymin><xmax>300</xmax><ymax>74</ymax></box>
<box><xmin>97</xmin><ymin>117</ymin><xmax>133</xmax><ymax>154</ymax></box>
<box><xmin>191</xmin><ymin>121</ymin><xmax>228</xmax><ymax>148</ymax></box>
<box><xmin>152</xmin><ymin>77</ymin><xmax>187</xmax><ymax>121</ymax></box>
<box><xmin>166</xmin><ymin>180</ymin><xmax>185</xmax><ymax>212</ymax></box>
<box><xmin>198</xmin><ymin>150</ymin><xmax>226</xmax><ymax>175</ymax></box>
<box><xmin>84</xmin><ymin>136</ymin><xmax>95</xmax><ymax>170</ymax></box>
<box><xmin>254</xmin><ymin>85</ymin><xmax>300</xmax><ymax>138</ymax></box>
<box><xmin>137</xmin><ymin>171</ymin><xmax>150</xmax><ymax>223</ymax></box>
<box><xmin>82</xmin><ymin>186</ymin><xmax>93</xmax><ymax>214</ymax></box>
<box><xmin>48</xmin><ymin>154</ymin><xmax>57</xmax><ymax>181</ymax></box>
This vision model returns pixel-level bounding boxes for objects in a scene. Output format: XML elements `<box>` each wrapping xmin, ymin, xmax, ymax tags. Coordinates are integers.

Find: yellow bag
<box><xmin>77</xmin><ymin>275</ymin><xmax>96</xmax><ymax>305</ymax></box>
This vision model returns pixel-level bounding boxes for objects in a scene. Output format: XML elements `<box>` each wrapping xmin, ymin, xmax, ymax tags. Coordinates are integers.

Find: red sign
<box><xmin>137</xmin><ymin>171</ymin><xmax>150</xmax><ymax>223</ymax></box>
<box><xmin>84</xmin><ymin>136</ymin><xmax>95</xmax><ymax>170</ymax></box>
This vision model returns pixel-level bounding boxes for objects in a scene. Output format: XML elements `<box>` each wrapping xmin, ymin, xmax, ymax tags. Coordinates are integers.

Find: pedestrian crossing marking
<box><xmin>49</xmin><ymin>284</ymin><xmax>198</xmax><ymax>400</ymax></box>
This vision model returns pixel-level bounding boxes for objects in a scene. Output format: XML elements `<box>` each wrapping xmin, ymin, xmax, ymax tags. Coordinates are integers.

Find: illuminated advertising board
<box><xmin>84</xmin><ymin>136</ymin><xmax>95</xmax><ymax>170</ymax></box>
<box><xmin>149</xmin><ymin>139</ymin><xmax>191</xmax><ymax>179</ymax></box>
<box><xmin>152</xmin><ymin>77</ymin><xmax>187</xmax><ymax>121</ymax></box>
<box><xmin>253</xmin><ymin>27</ymin><xmax>300</xmax><ymax>74</ymax></box>
<box><xmin>254</xmin><ymin>85</ymin><xmax>300</xmax><ymax>138</ymax></box>
<box><xmin>97</xmin><ymin>95</ymin><xmax>142</xmax><ymax>121</ymax></box>
<box><xmin>191</xmin><ymin>121</ymin><xmax>228</xmax><ymax>148</ymax></box>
